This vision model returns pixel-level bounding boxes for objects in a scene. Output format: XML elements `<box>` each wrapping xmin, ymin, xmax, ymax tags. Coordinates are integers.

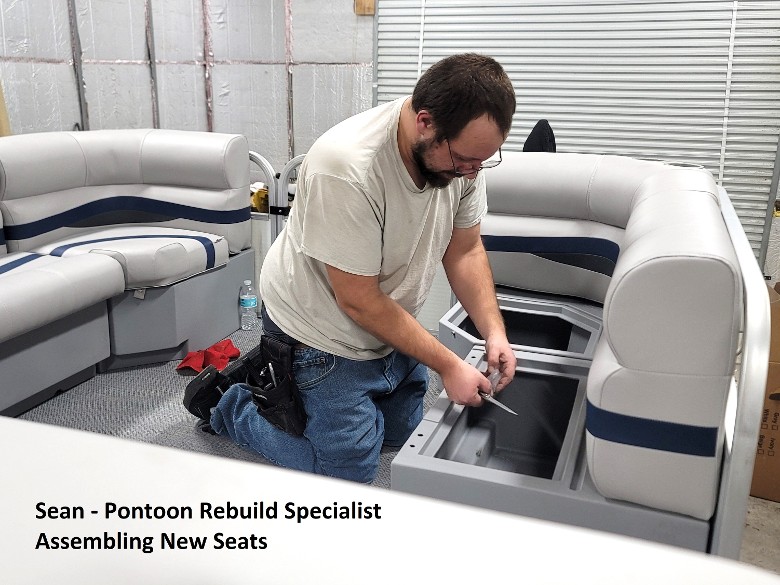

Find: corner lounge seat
<box><xmin>0</xmin><ymin>129</ymin><xmax>249</xmax><ymax>287</ymax></box>
<box><xmin>0</xmin><ymin>128</ymin><xmax>255</xmax><ymax>414</ymax></box>
<box><xmin>393</xmin><ymin>150</ymin><xmax>761</xmax><ymax>556</ymax></box>
<box><xmin>482</xmin><ymin>152</ymin><xmax>740</xmax><ymax>521</ymax></box>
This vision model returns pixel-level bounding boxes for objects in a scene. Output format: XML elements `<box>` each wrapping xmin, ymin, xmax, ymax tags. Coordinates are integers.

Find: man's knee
<box><xmin>320</xmin><ymin>456</ymin><xmax>379</xmax><ymax>484</ymax></box>
<box><xmin>313</xmin><ymin>451</ymin><xmax>379</xmax><ymax>483</ymax></box>
<box><xmin>313</xmin><ymin>434</ymin><xmax>382</xmax><ymax>484</ymax></box>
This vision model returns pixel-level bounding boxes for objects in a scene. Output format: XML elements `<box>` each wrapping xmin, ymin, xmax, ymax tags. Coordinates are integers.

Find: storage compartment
<box><xmin>439</xmin><ymin>293</ymin><xmax>601</xmax><ymax>360</ymax></box>
<box><xmin>461</xmin><ymin>311</ymin><xmax>588</xmax><ymax>353</ymax></box>
<box><xmin>394</xmin><ymin>348</ymin><xmax>589</xmax><ymax>484</ymax></box>
<box><xmin>434</xmin><ymin>371</ymin><xmax>579</xmax><ymax>479</ymax></box>
<box><xmin>391</xmin><ymin>345</ymin><xmax>713</xmax><ymax>553</ymax></box>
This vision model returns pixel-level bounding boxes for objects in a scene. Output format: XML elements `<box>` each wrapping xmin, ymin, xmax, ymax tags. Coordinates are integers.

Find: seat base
<box><xmin>99</xmin><ymin>249</ymin><xmax>254</xmax><ymax>371</ymax></box>
<box><xmin>0</xmin><ymin>302</ymin><xmax>110</xmax><ymax>415</ymax></box>
<box><xmin>0</xmin><ymin>367</ymin><xmax>95</xmax><ymax>418</ymax></box>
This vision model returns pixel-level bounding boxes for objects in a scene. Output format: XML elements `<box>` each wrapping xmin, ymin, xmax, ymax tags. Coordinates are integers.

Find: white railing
<box><xmin>710</xmin><ymin>188</ymin><xmax>771</xmax><ymax>557</ymax></box>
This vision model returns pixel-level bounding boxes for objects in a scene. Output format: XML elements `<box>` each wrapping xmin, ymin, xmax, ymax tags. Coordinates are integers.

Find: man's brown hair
<box><xmin>411</xmin><ymin>53</ymin><xmax>516</xmax><ymax>142</ymax></box>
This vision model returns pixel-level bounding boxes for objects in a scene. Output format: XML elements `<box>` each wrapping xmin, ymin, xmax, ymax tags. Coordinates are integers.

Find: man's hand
<box><xmin>441</xmin><ymin>359</ymin><xmax>493</xmax><ymax>407</ymax></box>
<box><xmin>484</xmin><ymin>334</ymin><xmax>516</xmax><ymax>392</ymax></box>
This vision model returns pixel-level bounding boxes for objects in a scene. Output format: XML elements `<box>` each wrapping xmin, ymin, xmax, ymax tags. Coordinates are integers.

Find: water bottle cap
<box><xmin>243</xmin><ymin>280</ymin><xmax>251</xmax><ymax>285</ymax></box>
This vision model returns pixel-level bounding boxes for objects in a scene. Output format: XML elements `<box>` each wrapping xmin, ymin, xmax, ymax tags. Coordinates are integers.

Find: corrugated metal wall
<box><xmin>375</xmin><ymin>0</ymin><xmax>780</xmax><ymax>264</ymax></box>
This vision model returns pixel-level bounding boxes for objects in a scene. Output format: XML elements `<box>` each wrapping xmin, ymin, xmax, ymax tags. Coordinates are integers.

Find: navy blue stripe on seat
<box><xmin>482</xmin><ymin>235</ymin><xmax>620</xmax><ymax>264</ymax></box>
<box><xmin>531</xmin><ymin>251</ymin><xmax>616</xmax><ymax>277</ymax></box>
<box><xmin>48</xmin><ymin>234</ymin><xmax>217</xmax><ymax>269</ymax></box>
<box><xmin>0</xmin><ymin>253</ymin><xmax>43</xmax><ymax>275</ymax></box>
<box><xmin>4</xmin><ymin>197</ymin><xmax>250</xmax><ymax>241</ymax></box>
<box><xmin>586</xmin><ymin>399</ymin><xmax>718</xmax><ymax>457</ymax></box>
<box><xmin>0</xmin><ymin>228</ymin><xmax>5</xmax><ymax>247</ymax></box>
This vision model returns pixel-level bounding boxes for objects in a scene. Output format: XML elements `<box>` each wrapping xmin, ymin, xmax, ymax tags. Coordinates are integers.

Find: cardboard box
<box><xmin>750</xmin><ymin>283</ymin><xmax>780</xmax><ymax>502</ymax></box>
<box><xmin>768</xmin><ymin>283</ymin><xmax>780</xmax><ymax>362</ymax></box>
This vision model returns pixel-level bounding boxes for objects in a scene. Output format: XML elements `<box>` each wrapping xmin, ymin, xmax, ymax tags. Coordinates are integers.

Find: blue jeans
<box><xmin>210</xmin><ymin>309</ymin><xmax>428</xmax><ymax>483</ymax></box>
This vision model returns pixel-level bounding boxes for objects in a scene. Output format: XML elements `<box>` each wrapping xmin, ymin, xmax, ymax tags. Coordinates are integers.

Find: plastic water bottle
<box><xmin>239</xmin><ymin>280</ymin><xmax>258</xmax><ymax>331</ymax></box>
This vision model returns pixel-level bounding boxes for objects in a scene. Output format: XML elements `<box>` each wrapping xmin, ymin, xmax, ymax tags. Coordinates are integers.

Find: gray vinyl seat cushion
<box><xmin>0</xmin><ymin>251</ymin><xmax>125</xmax><ymax>344</ymax></box>
<box><xmin>30</xmin><ymin>226</ymin><xmax>229</xmax><ymax>289</ymax></box>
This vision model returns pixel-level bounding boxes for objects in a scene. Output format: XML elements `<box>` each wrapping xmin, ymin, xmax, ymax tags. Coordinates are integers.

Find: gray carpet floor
<box><xmin>19</xmin><ymin>327</ymin><xmax>443</xmax><ymax>490</ymax></box>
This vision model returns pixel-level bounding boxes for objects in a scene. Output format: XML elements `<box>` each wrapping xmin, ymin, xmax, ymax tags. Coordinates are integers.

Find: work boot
<box><xmin>183</xmin><ymin>365</ymin><xmax>227</xmax><ymax>420</ymax></box>
<box><xmin>183</xmin><ymin>344</ymin><xmax>266</xmax><ymax>420</ymax></box>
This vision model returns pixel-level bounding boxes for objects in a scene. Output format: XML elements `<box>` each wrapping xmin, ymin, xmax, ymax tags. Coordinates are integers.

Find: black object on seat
<box><xmin>523</xmin><ymin>119</ymin><xmax>556</xmax><ymax>153</ymax></box>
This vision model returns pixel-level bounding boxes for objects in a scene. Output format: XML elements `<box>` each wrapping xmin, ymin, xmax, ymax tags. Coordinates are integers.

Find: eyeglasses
<box><xmin>447</xmin><ymin>141</ymin><xmax>502</xmax><ymax>177</ymax></box>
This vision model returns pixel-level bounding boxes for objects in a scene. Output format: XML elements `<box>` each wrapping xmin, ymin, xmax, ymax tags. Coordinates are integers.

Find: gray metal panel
<box><xmin>439</xmin><ymin>293</ymin><xmax>602</xmax><ymax>361</ymax></box>
<box><xmin>375</xmin><ymin>0</ymin><xmax>780</xmax><ymax>261</ymax></box>
<box><xmin>724</xmin><ymin>2</ymin><xmax>780</xmax><ymax>262</ymax></box>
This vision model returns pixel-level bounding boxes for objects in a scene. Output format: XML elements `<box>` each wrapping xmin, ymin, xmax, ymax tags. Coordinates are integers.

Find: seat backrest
<box><xmin>483</xmin><ymin>152</ymin><xmax>742</xmax><ymax>519</ymax></box>
<box><xmin>482</xmin><ymin>152</ymin><xmax>666</xmax><ymax>302</ymax></box>
<box><xmin>0</xmin><ymin>129</ymin><xmax>251</xmax><ymax>254</ymax></box>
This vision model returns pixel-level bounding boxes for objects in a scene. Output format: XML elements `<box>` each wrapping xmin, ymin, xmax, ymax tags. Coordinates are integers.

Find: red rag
<box><xmin>203</xmin><ymin>347</ymin><xmax>230</xmax><ymax>371</ymax></box>
<box><xmin>176</xmin><ymin>350</ymin><xmax>205</xmax><ymax>372</ymax></box>
<box><xmin>176</xmin><ymin>340</ymin><xmax>241</xmax><ymax>373</ymax></box>
<box><xmin>209</xmin><ymin>339</ymin><xmax>240</xmax><ymax>359</ymax></box>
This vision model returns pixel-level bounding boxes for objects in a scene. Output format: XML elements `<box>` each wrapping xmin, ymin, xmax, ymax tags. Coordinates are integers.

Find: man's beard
<box><xmin>411</xmin><ymin>139</ymin><xmax>457</xmax><ymax>189</ymax></box>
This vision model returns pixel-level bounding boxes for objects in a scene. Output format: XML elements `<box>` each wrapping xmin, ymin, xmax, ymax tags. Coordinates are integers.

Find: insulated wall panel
<box><xmin>0</xmin><ymin>62</ymin><xmax>80</xmax><ymax>133</ymax></box>
<box><xmin>0</xmin><ymin>0</ymin><xmax>77</xmax><ymax>133</ymax></box>
<box><xmin>208</xmin><ymin>0</ymin><xmax>288</xmax><ymax>168</ymax></box>
<box><xmin>156</xmin><ymin>64</ymin><xmax>207</xmax><ymax>131</ymax></box>
<box><xmin>76</xmin><ymin>0</ymin><xmax>147</xmax><ymax>61</ymax></box>
<box><xmin>292</xmin><ymin>0</ymin><xmax>374</xmax><ymax>63</ymax></box>
<box><xmin>0</xmin><ymin>0</ymin><xmax>72</xmax><ymax>60</ymax></box>
<box><xmin>152</xmin><ymin>0</ymin><xmax>207</xmax><ymax>131</ymax></box>
<box><xmin>209</xmin><ymin>0</ymin><xmax>285</xmax><ymax>62</ymax></box>
<box><xmin>82</xmin><ymin>63</ymin><xmax>154</xmax><ymax>129</ymax></box>
<box><xmin>77</xmin><ymin>0</ymin><xmax>152</xmax><ymax>129</ymax></box>
<box><xmin>292</xmin><ymin>64</ymin><xmax>373</xmax><ymax>154</ymax></box>
<box><xmin>152</xmin><ymin>0</ymin><xmax>203</xmax><ymax>63</ymax></box>
<box><xmin>211</xmin><ymin>63</ymin><xmax>288</xmax><ymax>170</ymax></box>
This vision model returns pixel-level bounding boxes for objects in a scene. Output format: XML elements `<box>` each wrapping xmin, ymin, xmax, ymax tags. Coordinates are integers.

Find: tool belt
<box><xmin>244</xmin><ymin>335</ymin><xmax>307</xmax><ymax>436</ymax></box>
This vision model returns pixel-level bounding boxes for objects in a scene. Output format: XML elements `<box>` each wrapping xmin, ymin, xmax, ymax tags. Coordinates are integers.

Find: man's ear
<box><xmin>415</xmin><ymin>109</ymin><xmax>435</xmax><ymax>138</ymax></box>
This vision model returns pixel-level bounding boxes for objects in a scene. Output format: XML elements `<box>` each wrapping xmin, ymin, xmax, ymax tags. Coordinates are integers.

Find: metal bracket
<box><xmin>269</xmin><ymin>206</ymin><xmax>291</xmax><ymax>217</ymax></box>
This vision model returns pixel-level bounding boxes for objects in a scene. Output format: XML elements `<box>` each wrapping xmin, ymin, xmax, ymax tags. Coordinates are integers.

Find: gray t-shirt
<box><xmin>259</xmin><ymin>97</ymin><xmax>487</xmax><ymax>360</ymax></box>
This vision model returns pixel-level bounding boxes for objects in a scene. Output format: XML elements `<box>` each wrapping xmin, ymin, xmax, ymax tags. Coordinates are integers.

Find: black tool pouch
<box><xmin>248</xmin><ymin>335</ymin><xmax>307</xmax><ymax>436</ymax></box>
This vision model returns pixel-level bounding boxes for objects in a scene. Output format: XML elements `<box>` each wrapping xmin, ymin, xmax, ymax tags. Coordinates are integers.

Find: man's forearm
<box><xmin>443</xmin><ymin>242</ymin><xmax>506</xmax><ymax>341</ymax></box>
